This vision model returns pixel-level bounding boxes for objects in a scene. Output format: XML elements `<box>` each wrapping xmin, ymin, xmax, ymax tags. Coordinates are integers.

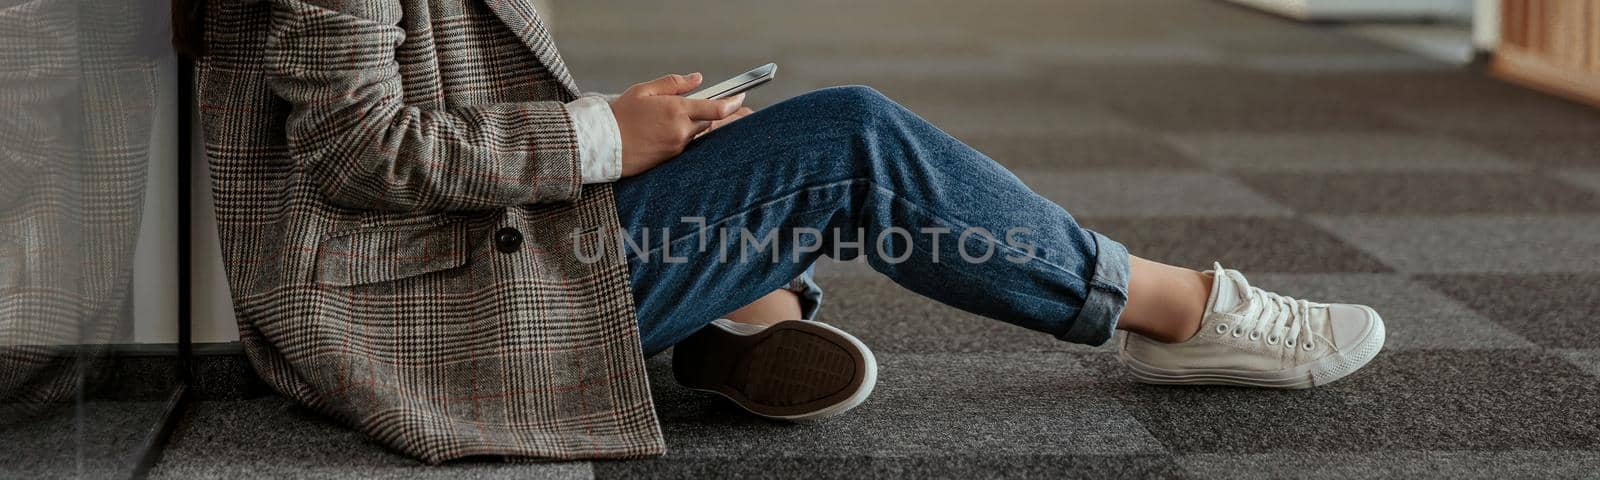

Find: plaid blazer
<box><xmin>197</xmin><ymin>0</ymin><xmax>663</xmax><ymax>463</ymax></box>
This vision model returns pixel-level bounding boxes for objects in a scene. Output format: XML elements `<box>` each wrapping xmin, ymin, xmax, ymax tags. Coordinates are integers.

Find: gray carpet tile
<box><xmin>1383</xmin><ymin>102</ymin><xmax>1600</xmax><ymax>140</ymax></box>
<box><xmin>1166</xmin><ymin>133</ymin><xmax>1517</xmax><ymax>172</ymax></box>
<box><xmin>1560</xmin><ymin>168</ymin><xmax>1600</xmax><ymax>194</ymax></box>
<box><xmin>1308</xmin><ymin>71</ymin><xmax>1564</xmax><ymax>110</ymax></box>
<box><xmin>1180</xmin><ymin>451</ymin><xmax>1600</xmax><ymax>480</ymax></box>
<box><xmin>1309</xmin><ymin>215</ymin><xmax>1600</xmax><ymax>273</ymax></box>
<box><xmin>1050</xmin><ymin>64</ymin><xmax>1361</xmax><ymax>107</ymax></box>
<box><xmin>777</xmin><ymin>39</ymin><xmax>1009</xmax><ymax>68</ymax></box>
<box><xmin>1235</xmin><ymin>52</ymin><xmax>1455</xmax><ymax>74</ymax></box>
<box><xmin>1192</xmin><ymin>27</ymin><xmax>1399</xmax><ymax>56</ymax></box>
<box><xmin>592</xmin><ymin>454</ymin><xmax>1185</xmax><ymax>480</ymax></box>
<box><xmin>810</xmin><ymin>274</ymin><xmax>1110</xmax><ymax>354</ymax></box>
<box><xmin>552</xmin><ymin>37</ymin><xmax>776</xmax><ymax>62</ymax></box>
<box><xmin>1023</xmin><ymin>171</ymin><xmax>1294</xmax><ymax>218</ymax></box>
<box><xmin>960</xmin><ymin>133</ymin><xmax>1203</xmax><ymax>170</ymax></box>
<box><xmin>1234</xmin><ymin>172</ymin><xmax>1600</xmax><ymax>214</ymax></box>
<box><xmin>1319</xmin><ymin>350</ymin><xmax>1600</xmax><ymax>444</ymax></box>
<box><xmin>1044</xmin><ymin>67</ymin><xmax>1416</xmax><ymax>133</ymax></box>
<box><xmin>188</xmin><ymin>351</ymin><xmax>276</xmax><ymax>401</ymax></box>
<box><xmin>1242</xmin><ymin>274</ymin><xmax>1535</xmax><ymax>350</ymax></box>
<box><xmin>1465</xmin><ymin>137</ymin><xmax>1600</xmax><ymax>169</ymax></box>
<box><xmin>89</xmin><ymin>355</ymin><xmax>187</xmax><ymax>401</ymax></box>
<box><xmin>1108</xmin><ymin>98</ymin><xmax>1411</xmax><ymax>134</ymax></box>
<box><xmin>778</xmin><ymin>35</ymin><xmax>1000</xmax><ymax>60</ymax></box>
<box><xmin>1077</xmin><ymin>217</ymin><xmax>1393</xmax><ymax>273</ymax></box>
<box><xmin>1080</xmin><ymin>349</ymin><xmax>1600</xmax><ymax>454</ymax></box>
<box><xmin>782</xmin><ymin>55</ymin><xmax>1030</xmax><ymax>84</ymax></box>
<box><xmin>1555</xmin><ymin>349</ymin><xmax>1600</xmax><ymax>378</ymax></box>
<box><xmin>1413</xmin><ymin>274</ymin><xmax>1600</xmax><ymax>350</ymax></box>
<box><xmin>995</xmin><ymin>40</ymin><xmax>1227</xmax><ymax>66</ymax></box>
<box><xmin>910</xmin><ymin>103</ymin><xmax>1141</xmax><ymax>137</ymax></box>
<box><xmin>1</xmin><ymin>400</ymin><xmax>171</xmax><ymax>480</ymax></box>
<box><xmin>644</xmin><ymin>352</ymin><xmax>1165</xmax><ymax>458</ymax></box>
<box><xmin>147</xmin><ymin>399</ymin><xmax>593</xmax><ymax>479</ymax></box>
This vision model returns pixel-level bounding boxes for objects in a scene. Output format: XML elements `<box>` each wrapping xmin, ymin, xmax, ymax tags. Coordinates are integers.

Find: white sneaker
<box><xmin>1118</xmin><ymin>263</ymin><xmax>1386</xmax><ymax>389</ymax></box>
<box><xmin>672</xmin><ymin>319</ymin><xmax>878</xmax><ymax>422</ymax></box>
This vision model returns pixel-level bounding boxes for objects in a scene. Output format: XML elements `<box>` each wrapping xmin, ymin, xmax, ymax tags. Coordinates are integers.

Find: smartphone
<box><xmin>685</xmin><ymin>63</ymin><xmax>777</xmax><ymax>100</ymax></box>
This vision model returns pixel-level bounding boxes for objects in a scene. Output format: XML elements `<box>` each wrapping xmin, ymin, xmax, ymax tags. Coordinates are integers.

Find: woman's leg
<box><xmin>615</xmin><ymin>85</ymin><xmax>1384</xmax><ymax>395</ymax></box>
<box><xmin>615</xmin><ymin>85</ymin><xmax>1132</xmax><ymax>354</ymax></box>
<box><xmin>724</xmin><ymin>289</ymin><xmax>803</xmax><ymax>327</ymax></box>
<box><xmin>1120</xmin><ymin>257</ymin><xmax>1210</xmax><ymax>342</ymax></box>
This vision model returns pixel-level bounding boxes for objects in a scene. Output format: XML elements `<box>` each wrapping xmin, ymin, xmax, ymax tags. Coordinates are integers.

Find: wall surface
<box><xmin>132</xmin><ymin>56</ymin><xmax>182</xmax><ymax>344</ymax></box>
<box><xmin>1473</xmin><ymin>0</ymin><xmax>1501</xmax><ymax>50</ymax></box>
<box><xmin>190</xmin><ymin>101</ymin><xmax>240</xmax><ymax>344</ymax></box>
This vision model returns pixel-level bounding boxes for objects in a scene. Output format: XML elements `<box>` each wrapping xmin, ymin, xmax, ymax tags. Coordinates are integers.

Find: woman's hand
<box><xmin>610</xmin><ymin>73</ymin><xmax>746</xmax><ymax>177</ymax></box>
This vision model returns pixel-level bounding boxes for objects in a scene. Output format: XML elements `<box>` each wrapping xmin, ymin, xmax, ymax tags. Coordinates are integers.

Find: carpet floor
<box><xmin>150</xmin><ymin>0</ymin><xmax>1600</xmax><ymax>478</ymax></box>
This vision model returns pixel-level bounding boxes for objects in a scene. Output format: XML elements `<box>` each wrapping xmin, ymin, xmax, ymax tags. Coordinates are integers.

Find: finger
<box><xmin>682</xmin><ymin>93</ymin><xmax>745</xmax><ymax>121</ymax></box>
<box><xmin>712</xmin><ymin>111</ymin><xmax>748</xmax><ymax>129</ymax></box>
<box><xmin>631</xmin><ymin>73</ymin><xmax>702</xmax><ymax>96</ymax></box>
<box><xmin>694</xmin><ymin>103</ymin><xmax>753</xmax><ymax>139</ymax></box>
<box><xmin>688</xmin><ymin>120</ymin><xmax>713</xmax><ymax>138</ymax></box>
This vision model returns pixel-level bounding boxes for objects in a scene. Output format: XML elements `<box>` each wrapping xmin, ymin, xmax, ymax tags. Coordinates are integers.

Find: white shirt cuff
<box><xmin>564</xmin><ymin>95</ymin><xmax>623</xmax><ymax>184</ymax></box>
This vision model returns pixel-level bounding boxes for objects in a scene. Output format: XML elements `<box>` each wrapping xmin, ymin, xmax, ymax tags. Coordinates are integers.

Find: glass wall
<box><xmin>0</xmin><ymin>1</ymin><xmax>183</xmax><ymax>477</ymax></box>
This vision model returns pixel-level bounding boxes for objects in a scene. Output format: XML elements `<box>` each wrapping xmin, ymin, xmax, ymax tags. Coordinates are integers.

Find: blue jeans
<box><xmin>613</xmin><ymin>86</ymin><xmax>1131</xmax><ymax>355</ymax></box>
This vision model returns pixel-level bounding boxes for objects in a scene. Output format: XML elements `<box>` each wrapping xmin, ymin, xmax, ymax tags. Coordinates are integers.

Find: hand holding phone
<box><xmin>611</xmin><ymin>71</ymin><xmax>753</xmax><ymax>177</ymax></box>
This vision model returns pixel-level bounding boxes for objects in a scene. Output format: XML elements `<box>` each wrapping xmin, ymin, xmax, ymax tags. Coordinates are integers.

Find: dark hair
<box><xmin>172</xmin><ymin>0</ymin><xmax>207</xmax><ymax>58</ymax></box>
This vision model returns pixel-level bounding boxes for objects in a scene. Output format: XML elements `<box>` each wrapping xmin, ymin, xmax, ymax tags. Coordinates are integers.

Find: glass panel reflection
<box><xmin>1</xmin><ymin>0</ymin><xmax>176</xmax><ymax>477</ymax></box>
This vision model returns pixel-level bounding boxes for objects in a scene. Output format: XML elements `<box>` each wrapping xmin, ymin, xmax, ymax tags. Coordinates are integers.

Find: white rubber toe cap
<box><xmin>1327</xmin><ymin>304</ymin><xmax>1379</xmax><ymax>348</ymax></box>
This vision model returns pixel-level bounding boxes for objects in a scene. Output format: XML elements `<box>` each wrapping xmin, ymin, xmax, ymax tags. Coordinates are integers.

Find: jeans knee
<box><xmin>795</xmin><ymin>85</ymin><xmax>898</xmax><ymax>123</ymax></box>
<box><xmin>754</xmin><ymin>85</ymin><xmax>916</xmax><ymax>179</ymax></box>
<box><xmin>819</xmin><ymin>85</ymin><xmax>891</xmax><ymax>106</ymax></box>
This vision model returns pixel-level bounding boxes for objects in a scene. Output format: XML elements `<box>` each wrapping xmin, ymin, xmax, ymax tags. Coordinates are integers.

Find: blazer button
<box><xmin>494</xmin><ymin>227</ymin><xmax>523</xmax><ymax>254</ymax></box>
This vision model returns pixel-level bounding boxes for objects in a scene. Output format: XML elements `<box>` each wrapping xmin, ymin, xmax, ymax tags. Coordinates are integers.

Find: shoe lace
<box><xmin>1242</xmin><ymin>287</ymin><xmax>1321</xmax><ymax>351</ymax></box>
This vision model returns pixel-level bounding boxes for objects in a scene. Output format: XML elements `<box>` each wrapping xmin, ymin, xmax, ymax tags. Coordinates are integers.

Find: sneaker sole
<box><xmin>672</xmin><ymin>320</ymin><xmax>877</xmax><ymax>421</ymax></box>
<box><xmin>1119</xmin><ymin>306</ymin><xmax>1386</xmax><ymax>389</ymax></box>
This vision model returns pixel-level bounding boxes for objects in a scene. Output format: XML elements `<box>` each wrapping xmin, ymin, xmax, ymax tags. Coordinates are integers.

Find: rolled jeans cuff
<box><xmin>783</xmin><ymin>264</ymin><xmax>824</xmax><ymax>321</ymax></box>
<box><xmin>1055</xmin><ymin>231</ymin><xmax>1131</xmax><ymax>346</ymax></box>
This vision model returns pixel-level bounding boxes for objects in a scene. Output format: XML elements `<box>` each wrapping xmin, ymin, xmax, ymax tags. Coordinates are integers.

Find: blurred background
<box><xmin>4</xmin><ymin>0</ymin><xmax>1599</xmax><ymax>478</ymax></box>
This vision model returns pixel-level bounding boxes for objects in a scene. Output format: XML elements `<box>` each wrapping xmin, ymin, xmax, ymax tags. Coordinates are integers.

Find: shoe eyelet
<box><xmin>1248</xmin><ymin>331</ymin><xmax>1260</xmax><ymax>341</ymax></box>
<box><xmin>1303</xmin><ymin>341</ymin><xmax>1315</xmax><ymax>351</ymax></box>
<box><xmin>1285</xmin><ymin>338</ymin><xmax>1296</xmax><ymax>348</ymax></box>
<box><xmin>1215</xmin><ymin>324</ymin><xmax>1230</xmax><ymax>334</ymax></box>
<box><xmin>1267</xmin><ymin>335</ymin><xmax>1279</xmax><ymax>345</ymax></box>
<box><xmin>1232</xmin><ymin>329</ymin><xmax>1243</xmax><ymax>337</ymax></box>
